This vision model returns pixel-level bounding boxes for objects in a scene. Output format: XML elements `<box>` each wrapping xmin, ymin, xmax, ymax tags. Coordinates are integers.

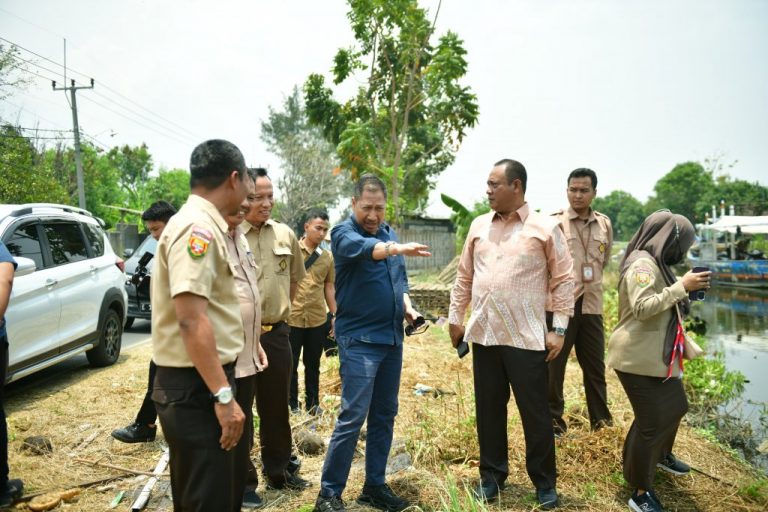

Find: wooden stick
<box><xmin>16</xmin><ymin>474</ymin><xmax>131</xmax><ymax>503</ymax></box>
<box><xmin>73</xmin><ymin>457</ymin><xmax>170</xmax><ymax>477</ymax></box>
<box><xmin>131</xmin><ymin>450</ymin><xmax>170</xmax><ymax>511</ymax></box>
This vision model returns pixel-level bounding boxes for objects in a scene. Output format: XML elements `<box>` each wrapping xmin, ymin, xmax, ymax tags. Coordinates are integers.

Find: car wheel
<box><xmin>86</xmin><ymin>308</ymin><xmax>122</xmax><ymax>367</ymax></box>
<box><xmin>124</xmin><ymin>316</ymin><xmax>135</xmax><ymax>330</ymax></box>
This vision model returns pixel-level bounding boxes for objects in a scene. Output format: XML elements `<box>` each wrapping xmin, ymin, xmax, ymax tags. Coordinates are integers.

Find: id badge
<box><xmin>582</xmin><ymin>264</ymin><xmax>595</xmax><ymax>283</ymax></box>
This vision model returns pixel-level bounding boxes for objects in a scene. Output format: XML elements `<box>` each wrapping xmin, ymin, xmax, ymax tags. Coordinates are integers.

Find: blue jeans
<box><xmin>320</xmin><ymin>336</ymin><xmax>402</xmax><ymax>498</ymax></box>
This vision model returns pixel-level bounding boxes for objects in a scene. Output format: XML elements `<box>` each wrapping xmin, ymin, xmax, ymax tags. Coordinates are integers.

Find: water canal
<box><xmin>691</xmin><ymin>286</ymin><xmax>768</xmax><ymax>472</ymax></box>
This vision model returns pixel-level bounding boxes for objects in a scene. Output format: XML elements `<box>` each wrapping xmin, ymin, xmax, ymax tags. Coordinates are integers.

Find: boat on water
<box><xmin>688</xmin><ymin>215</ymin><xmax>768</xmax><ymax>288</ymax></box>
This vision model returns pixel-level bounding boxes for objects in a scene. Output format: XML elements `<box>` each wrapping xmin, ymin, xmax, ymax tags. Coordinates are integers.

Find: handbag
<box><xmin>676</xmin><ymin>305</ymin><xmax>704</xmax><ymax>360</ymax></box>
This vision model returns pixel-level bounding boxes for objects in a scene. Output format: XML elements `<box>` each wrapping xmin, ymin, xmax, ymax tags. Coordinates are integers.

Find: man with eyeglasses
<box><xmin>313</xmin><ymin>174</ymin><xmax>430</xmax><ymax>512</ymax></box>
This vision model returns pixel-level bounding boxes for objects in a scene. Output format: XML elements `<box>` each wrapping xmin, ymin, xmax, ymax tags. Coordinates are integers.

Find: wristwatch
<box><xmin>214</xmin><ymin>386</ymin><xmax>233</xmax><ymax>405</ymax></box>
<box><xmin>551</xmin><ymin>327</ymin><xmax>567</xmax><ymax>337</ymax></box>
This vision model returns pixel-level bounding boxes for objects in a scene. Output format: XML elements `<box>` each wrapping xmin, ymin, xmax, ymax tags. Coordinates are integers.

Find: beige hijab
<box><xmin>619</xmin><ymin>210</ymin><xmax>696</xmax><ymax>365</ymax></box>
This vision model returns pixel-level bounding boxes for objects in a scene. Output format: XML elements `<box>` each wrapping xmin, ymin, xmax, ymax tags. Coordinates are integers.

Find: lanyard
<box><xmin>576</xmin><ymin>218</ymin><xmax>592</xmax><ymax>264</ymax></box>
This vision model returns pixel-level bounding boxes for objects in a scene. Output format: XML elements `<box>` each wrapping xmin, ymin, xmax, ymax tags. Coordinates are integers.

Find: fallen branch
<box><xmin>16</xmin><ymin>474</ymin><xmax>131</xmax><ymax>503</ymax></box>
<box><xmin>71</xmin><ymin>430</ymin><xmax>100</xmax><ymax>454</ymax></box>
<box><xmin>74</xmin><ymin>457</ymin><xmax>170</xmax><ymax>477</ymax></box>
<box><xmin>131</xmin><ymin>449</ymin><xmax>170</xmax><ymax>511</ymax></box>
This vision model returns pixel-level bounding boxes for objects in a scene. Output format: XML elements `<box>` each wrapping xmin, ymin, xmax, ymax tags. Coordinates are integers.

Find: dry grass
<box><xmin>5</xmin><ymin>325</ymin><xmax>767</xmax><ymax>511</ymax></box>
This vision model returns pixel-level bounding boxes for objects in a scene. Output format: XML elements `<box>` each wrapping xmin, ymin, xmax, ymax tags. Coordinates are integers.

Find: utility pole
<box><xmin>53</xmin><ymin>78</ymin><xmax>94</xmax><ymax>209</ymax></box>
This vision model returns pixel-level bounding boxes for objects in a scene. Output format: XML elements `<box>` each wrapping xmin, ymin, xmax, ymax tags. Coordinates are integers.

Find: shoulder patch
<box><xmin>188</xmin><ymin>226</ymin><xmax>213</xmax><ymax>259</ymax></box>
<box><xmin>633</xmin><ymin>266</ymin><xmax>652</xmax><ymax>288</ymax></box>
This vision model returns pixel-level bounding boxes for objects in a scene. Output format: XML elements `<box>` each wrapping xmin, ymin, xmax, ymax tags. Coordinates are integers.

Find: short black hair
<box><xmin>494</xmin><ymin>159</ymin><xmax>527</xmax><ymax>193</ymax></box>
<box><xmin>304</xmin><ymin>208</ymin><xmax>329</xmax><ymax>224</ymax></box>
<box><xmin>189</xmin><ymin>139</ymin><xmax>246</xmax><ymax>190</ymax></box>
<box><xmin>567</xmin><ymin>168</ymin><xmax>597</xmax><ymax>189</ymax></box>
<box><xmin>354</xmin><ymin>174</ymin><xmax>387</xmax><ymax>199</ymax></box>
<box><xmin>142</xmin><ymin>200</ymin><xmax>177</xmax><ymax>223</ymax></box>
<box><xmin>248</xmin><ymin>167</ymin><xmax>269</xmax><ymax>181</ymax></box>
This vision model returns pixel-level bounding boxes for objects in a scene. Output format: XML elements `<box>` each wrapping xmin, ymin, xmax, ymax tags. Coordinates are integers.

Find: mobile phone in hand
<box><xmin>456</xmin><ymin>339</ymin><xmax>469</xmax><ymax>358</ymax></box>
<box><xmin>689</xmin><ymin>266</ymin><xmax>710</xmax><ymax>301</ymax></box>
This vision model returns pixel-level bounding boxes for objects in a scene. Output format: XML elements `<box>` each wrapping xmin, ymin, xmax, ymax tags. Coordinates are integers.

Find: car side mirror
<box><xmin>124</xmin><ymin>248</ymin><xmax>134</xmax><ymax>258</ymax></box>
<box><xmin>14</xmin><ymin>257</ymin><xmax>37</xmax><ymax>278</ymax></box>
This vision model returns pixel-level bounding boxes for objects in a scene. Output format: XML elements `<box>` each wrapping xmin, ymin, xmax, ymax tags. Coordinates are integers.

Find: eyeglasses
<box><xmin>405</xmin><ymin>316</ymin><xmax>429</xmax><ymax>336</ymax></box>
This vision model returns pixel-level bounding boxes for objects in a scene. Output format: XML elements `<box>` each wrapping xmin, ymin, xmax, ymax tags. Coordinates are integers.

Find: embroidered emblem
<box><xmin>599</xmin><ymin>243</ymin><xmax>605</xmax><ymax>253</ymax></box>
<box><xmin>188</xmin><ymin>226</ymin><xmax>213</xmax><ymax>259</ymax></box>
<box><xmin>635</xmin><ymin>268</ymin><xmax>652</xmax><ymax>288</ymax></box>
<box><xmin>279</xmin><ymin>258</ymin><xmax>287</xmax><ymax>271</ymax></box>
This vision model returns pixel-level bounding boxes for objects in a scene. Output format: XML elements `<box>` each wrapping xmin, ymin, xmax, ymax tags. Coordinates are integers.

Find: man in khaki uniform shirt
<box><xmin>547</xmin><ymin>168</ymin><xmax>614</xmax><ymax>435</ymax></box>
<box><xmin>289</xmin><ymin>208</ymin><xmax>337</xmax><ymax>415</ymax></box>
<box><xmin>151</xmin><ymin>139</ymin><xmax>252</xmax><ymax>512</ymax></box>
<box><xmin>241</xmin><ymin>168</ymin><xmax>309</xmax><ymax>490</ymax></box>
<box><xmin>224</xmin><ymin>176</ymin><xmax>270</xmax><ymax>509</ymax></box>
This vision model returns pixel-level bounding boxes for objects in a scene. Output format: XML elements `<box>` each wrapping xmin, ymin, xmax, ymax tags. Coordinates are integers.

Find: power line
<box><xmin>2</xmin><ymin>36</ymin><xmax>204</xmax><ymax>141</ymax></box>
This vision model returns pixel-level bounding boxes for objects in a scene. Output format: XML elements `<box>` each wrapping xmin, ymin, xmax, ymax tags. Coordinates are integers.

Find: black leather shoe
<box><xmin>357</xmin><ymin>483</ymin><xmax>409</xmax><ymax>511</ymax></box>
<box><xmin>267</xmin><ymin>471</ymin><xmax>312</xmax><ymax>490</ymax></box>
<box><xmin>0</xmin><ymin>479</ymin><xmax>23</xmax><ymax>507</ymax></box>
<box><xmin>314</xmin><ymin>494</ymin><xmax>346</xmax><ymax>512</ymax></box>
<box><xmin>473</xmin><ymin>481</ymin><xmax>503</xmax><ymax>501</ymax></box>
<box><xmin>111</xmin><ymin>422</ymin><xmax>156</xmax><ymax>443</ymax></box>
<box><xmin>242</xmin><ymin>489</ymin><xmax>263</xmax><ymax>509</ymax></box>
<box><xmin>536</xmin><ymin>487</ymin><xmax>559</xmax><ymax>510</ymax></box>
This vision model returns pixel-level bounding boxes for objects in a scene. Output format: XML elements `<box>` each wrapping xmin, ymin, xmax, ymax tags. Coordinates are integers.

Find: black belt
<box><xmin>261</xmin><ymin>320</ymin><xmax>286</xmax><ymax>332</ymax></box>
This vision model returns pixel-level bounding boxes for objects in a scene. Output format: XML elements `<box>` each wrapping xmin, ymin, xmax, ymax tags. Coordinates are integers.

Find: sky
<box><xmin>1</xmin><ymin>0</ymin><xmax>766</xmax><ymax>218</ymax></box>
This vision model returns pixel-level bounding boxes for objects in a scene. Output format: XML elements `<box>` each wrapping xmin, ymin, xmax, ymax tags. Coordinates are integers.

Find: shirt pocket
<box><xmin>589</xmin><ymin>232</ymin><xmax>609</xmax><ymax>263</ymax></box>
<box><xmin>272</xmin><ymin>246</ymin><xmax>292</xmax><ymax>275</ymax></box>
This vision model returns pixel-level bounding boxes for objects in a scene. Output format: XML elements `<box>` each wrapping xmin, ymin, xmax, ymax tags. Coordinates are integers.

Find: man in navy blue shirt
<box><xmin>0</xmin><ymin>242</ymin><xmax>23</xmax><ymax>507</ymax></box>
<box><xmin>313</xmin><ymin>175</ymin><xmax>430</xmax><ymax>512</ymax></box>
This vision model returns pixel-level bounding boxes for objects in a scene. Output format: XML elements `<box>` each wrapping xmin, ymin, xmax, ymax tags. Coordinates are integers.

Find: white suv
<box><xmin>1</xmin><ymin>203</ymin><xmax>127</xmax><ymax>383</ymax></box>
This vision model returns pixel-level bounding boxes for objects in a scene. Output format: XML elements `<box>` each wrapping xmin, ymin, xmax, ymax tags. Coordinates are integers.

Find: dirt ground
<box><xmin>5</xmin><ymin>325</ymin><xmax>767</xmax><ymax>511</ymax></box>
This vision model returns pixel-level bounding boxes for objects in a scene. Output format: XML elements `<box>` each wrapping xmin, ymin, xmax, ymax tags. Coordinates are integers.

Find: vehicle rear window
<box><xmin>44</xmin><ymin>223</ymin><xmax>89</xmax><ymax>265</ymax></box>
<box><xmin>84</xmin><ymin>223</ymin><xmax>106</xmax><ymax>257</ymax></box>
<box><xmin>5</xmin><ymin>224</ymin><xmax>44</xmax><ymax>270</ymax></box>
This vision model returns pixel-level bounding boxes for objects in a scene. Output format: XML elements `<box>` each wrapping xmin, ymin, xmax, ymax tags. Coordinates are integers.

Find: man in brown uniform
<box><xmin>289</xmin><ymin>208</ymin><xmax>337</xmax><ymax>415</ymax></box>
<box><xmin>242</xmin><ymin>168</ymin><xmax>310</xmax><ymax>490</ymax></box>
<box><xmin>223</xmin><ymin>173</ymin><xmax>270</xmax><ymax>509</ymax></box>
<box><xmin>548</xmin><ymin>168</ymin><xmax>613</xmax><ymax>435</ymax></box>
<box><xmin>151</xmin><ymin>139</ymin><xmax>252</xmax><ymax>511</ymax></box>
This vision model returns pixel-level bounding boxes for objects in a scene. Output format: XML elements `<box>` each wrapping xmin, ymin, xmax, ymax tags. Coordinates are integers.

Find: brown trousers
<box><xmin>615</xmin><ymin>370</ymin><xmax>688</xmax><ymax>490</ymax></box>
<box><xmin>472</xmin><ymin>343</ymin><xmax>557</xmax><ymax>490</ymax></box>
<box><xmin>255</xmin><ymin>322</ymin><xmax>294</xmax><ymax>483</ymax></box>
<box><xmin>548</xmin><ymin>296</ymin><xmax>612</xmax><ymax>432</ymax></box>
<box><xmin>153</xmin><ymin>364</ymin><xmax>246</xmax><ymax>512</ymax></box>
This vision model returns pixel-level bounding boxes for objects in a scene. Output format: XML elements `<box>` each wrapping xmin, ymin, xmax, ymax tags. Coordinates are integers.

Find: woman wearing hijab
<box><xmin>607</xmin><ymin>210</ymin><xmax>711</xmax><ymax>512</ymax></box>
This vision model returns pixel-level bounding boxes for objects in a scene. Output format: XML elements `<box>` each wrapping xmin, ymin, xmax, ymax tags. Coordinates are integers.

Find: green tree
<box><xmin>0</xmin><ymin>43</ymin><xmax>31</xmax><ymax>100</ymax></box>
<box><xmin>0</xmin><ymin>125</ymin><xmax>68</xmax><ymax>203</ymax></box>
<box><xmin>144</xmin><ymin>168</ymin><xmax>190</xmax><ymax>210</ymax></box>
<box><xmin>441</xmin><ymin>193</ymin><xmax>489</xmax><ymax>251</ymax></box>
<box><xmin>592</xmin><ymin>190</ymin><xmax>645</xmax><ymax>241</ymax></box>
<box><xmin>646</xmin><ymin>162</ymin><xmax>714</xmax><ymax>222</ymax></box>
<box><xmin>261</xmin><ymin>86</ymin><xmax>346</xmax><ymax>233</ymax></box>
<box><xmin>40</xmin><ymin>142</ymin><xmax>125</xmax><ymax>227</ymax></box>
<box><xmin>304</xmin><ymin>0</ymin><xmax>479</xmax><ymax>222</ymax></box>
<box><xmin>107</xmin><ymin>144</ymin><xmax>153</xmax><ymax>209</ymax></box>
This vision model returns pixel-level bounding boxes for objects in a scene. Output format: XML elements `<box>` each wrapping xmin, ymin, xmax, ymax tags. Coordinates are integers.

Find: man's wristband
<box><xmin>549</xmin><ymin>326</ymin><xmax>567</xmax><ymax>337</ymax></box>
<box><xmin>384</xmin><ymin>242</ymin><xmax>395</xmax><ymax>257</ymax></box>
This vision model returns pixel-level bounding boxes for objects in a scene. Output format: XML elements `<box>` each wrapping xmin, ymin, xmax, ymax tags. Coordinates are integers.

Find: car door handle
<box><xmin>45</xmin><ymin>278</ymin><xmax>58</xmax><ymax>287</ymax></box>
<box><xmin>90</xmin><ymin>265</ymin><xmax>98</xmax><ymax>273</ymax></box>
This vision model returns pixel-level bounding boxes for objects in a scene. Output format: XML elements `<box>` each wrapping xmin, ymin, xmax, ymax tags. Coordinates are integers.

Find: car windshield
<box><xmin>134</xmin><ymin>236</ymin><xmax>157</xmax><ymax>258</ymax></box>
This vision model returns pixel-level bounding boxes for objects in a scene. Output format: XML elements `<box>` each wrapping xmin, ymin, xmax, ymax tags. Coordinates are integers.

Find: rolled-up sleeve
<box><xmin>331</xmin><ymin>223</ymin><xmax>379</xmax><ymax>261</ymax></box>
<box><xmin>448</xmin><ymin>221</ymin><xmax>477</xmax><ymax>325</ymax></box>
<box><xmin>547</xmin><ymin>224</ymin><xmax>575</xmax><ymax>329</ymax></box>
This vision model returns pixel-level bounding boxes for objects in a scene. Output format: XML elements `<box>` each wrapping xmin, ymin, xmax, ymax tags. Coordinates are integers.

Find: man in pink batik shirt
<box><xmin>448</xmin><ymin>159</ymin><xmax>574</xmax><ymax>510</ymax></box>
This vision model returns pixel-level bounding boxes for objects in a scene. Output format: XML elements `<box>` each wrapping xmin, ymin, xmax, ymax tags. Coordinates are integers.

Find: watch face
<box><xmin>216</xmin><ymin>388</ymin><xmax>233</xmax><ymax>404</ymax></box>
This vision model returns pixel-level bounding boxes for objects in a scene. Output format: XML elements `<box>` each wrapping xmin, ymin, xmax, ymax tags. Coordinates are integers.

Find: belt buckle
<box><xmin>261</xmin><ymin>324</ymin><xmax>273</xmax><ymax>332</ymax></box>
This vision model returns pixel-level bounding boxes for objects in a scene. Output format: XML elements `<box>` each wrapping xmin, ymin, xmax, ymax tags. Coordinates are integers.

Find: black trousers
<box><xmin>135</xmin><ymin>359</ymin><xmax>158</xmax><ymax>425</ymax></box>
<box><xmin>472</xmin><ymin>343</ymin><xmax>556</xmax><ymax>490</ymax></box>
<box><xmin>616</xmin><ymin>370</ymin><xmax>688</xmax><ymax>490</ymax></box>
<box><xmin>235</xmin><ymin>374</ymin><xmax>258</xmax><ymax>491</ymax></box>
<box><xmin>547</xmin><ymin>296</ymin><xmax>612</xmax><ymax>432</ymax></box>
<box><xmin>153</xmin><ymin>364</ymin><xmax>246</xmax><ymax>512</ymax></box>
<box><xmin>1</xmin><ymin>338</ymin><xmax>9</xmax><ymax>485</ymax></box>
<box><xmin>289</xmin><ymin>324</ymin><xmax>326</xmax><ymax>412</ymax></box>
<box><xmin>255</xmin><ymin>322</ymin><xmax>293</xmax><ymax>483</ymax></box>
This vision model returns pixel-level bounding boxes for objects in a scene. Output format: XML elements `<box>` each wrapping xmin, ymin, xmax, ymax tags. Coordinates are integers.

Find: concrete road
<box><xmin>5</xmin><ymin>319</ymin><xmax>153</xmax><ymax>396</ymax></box>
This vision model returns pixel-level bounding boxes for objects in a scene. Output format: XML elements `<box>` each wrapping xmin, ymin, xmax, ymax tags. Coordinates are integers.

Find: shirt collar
<box><xmin>186</xmin><ymin>194</ymin><xmax>229</xmax><ymax>234</ymax></box>
<box><xmin>349</xmin><ymin>215</ymin><xmax>389</xmax><ymax>238</ymax></box>
<box><xmin>241</xmin><ymin>218</ymin><xmax>276</xmax><ymax>235</ymax></box>
<box><xmin>566</xmin><ymin>206</ymin><xmax>596</xmax><ymax>223</ymax></box>
<box><xmin>493</xmin><ymin>202</ymin><xmax>530</xmax><ymax>223</ymax></box>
